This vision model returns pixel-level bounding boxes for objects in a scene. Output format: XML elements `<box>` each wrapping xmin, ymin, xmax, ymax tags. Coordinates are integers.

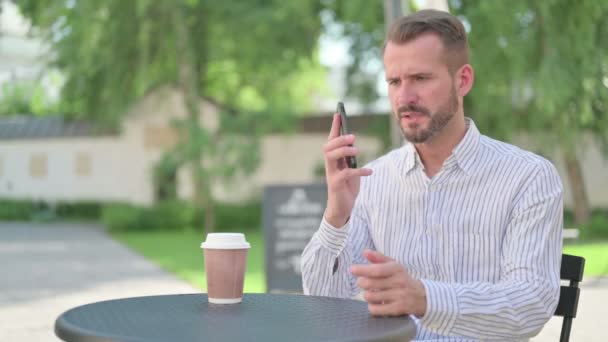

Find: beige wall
<box><xmin>0</xmin><ymin>87</ymin><xmax>221</xmax><ymax>205</ymax></box>
<box><xmin>0</xmin><ymin>137</ymin><xmax>143</xmax><ymax>202</ymax></box>
<box><xmin>207</xmin><ymin>133</ymin><xmax>383</xmax><ymax>202</ymax></box>
<box><xmin>1</xmin><ymin>88</ymin><xmax>606</xmax><ymax>209</ymax></box>
<box><xmin>121</xmin><ymin>87</ymin><xmax>222</xmax><ymax>205</ymax></box>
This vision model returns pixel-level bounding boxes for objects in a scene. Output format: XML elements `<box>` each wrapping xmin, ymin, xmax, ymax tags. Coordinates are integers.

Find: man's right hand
<box><xmin>323</xmin><ymin>113</ymin><xmax>373</xmax><ymax>228</ymax></box>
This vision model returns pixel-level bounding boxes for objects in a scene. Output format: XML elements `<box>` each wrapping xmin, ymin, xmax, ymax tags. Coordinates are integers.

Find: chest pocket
<box><xmin>439</xmin><ymin>218</ymin><xmax>504</xmax><ymax>283</ymax></box>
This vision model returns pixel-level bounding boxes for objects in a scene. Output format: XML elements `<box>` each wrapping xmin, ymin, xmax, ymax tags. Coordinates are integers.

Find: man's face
<box><xmin>383</xmin><ymin>34</ymin><xmax>460</xmax><ymax>144</ymax></box>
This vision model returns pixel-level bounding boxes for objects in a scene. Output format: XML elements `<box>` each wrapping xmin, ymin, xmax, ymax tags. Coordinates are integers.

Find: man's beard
<box><xmin>397</xmin><ymin>87</ymin><xmax>458</xmax><ymax>144</ymax></box>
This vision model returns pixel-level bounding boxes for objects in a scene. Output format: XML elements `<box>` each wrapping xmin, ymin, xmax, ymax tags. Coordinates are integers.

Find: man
<box><xmin>301</xmin><ymin>9</ymin><xmax>563</xmax><ymax>341</ymax></box>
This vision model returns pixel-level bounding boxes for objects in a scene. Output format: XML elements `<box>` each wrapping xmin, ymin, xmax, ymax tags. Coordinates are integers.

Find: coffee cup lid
<box><xmin>200</xmin><ymin>233</ymin><xmax>251</xmax><ymax>249</ymax></box>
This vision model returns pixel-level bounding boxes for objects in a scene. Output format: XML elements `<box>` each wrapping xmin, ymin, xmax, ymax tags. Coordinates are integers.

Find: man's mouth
<box><xmin>400</xmin><ymin>112</ymin><xmax>425</xmax><ymax>119</ymax></box>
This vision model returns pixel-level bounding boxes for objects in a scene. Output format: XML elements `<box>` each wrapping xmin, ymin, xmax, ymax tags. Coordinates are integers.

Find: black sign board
<box><xmin>263</xmin><ymin>183</ymin><xmax>327</xmax><ymax>292</ymax></box>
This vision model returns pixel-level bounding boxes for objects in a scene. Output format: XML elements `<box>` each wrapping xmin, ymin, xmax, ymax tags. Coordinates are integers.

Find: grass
<box><xmin>563</xmin><ymin>241</ymin><xmax>608</xmax><ymax>277</ymax></box>
<box><xmin>111</xmin><ymin>229</ymin><xmax>266</xmax><ymax>292</ymax></box>
<box><xmin>111</xmin><ymin>229</ymin><xmax>608</xmax><ymax>293</ymax></box>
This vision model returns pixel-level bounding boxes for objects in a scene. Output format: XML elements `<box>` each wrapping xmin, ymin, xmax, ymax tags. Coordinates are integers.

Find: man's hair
<box><xmin>383</xmin><ymin>9</ymin><xmax>469</xmax><ymax>73</ymax></box>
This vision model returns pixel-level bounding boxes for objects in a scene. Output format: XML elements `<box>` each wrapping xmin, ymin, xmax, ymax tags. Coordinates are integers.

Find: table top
<box><xmin>55</xmin><ymin>293</ymin><xmax>416</xmax><ymax>342</ymax></box>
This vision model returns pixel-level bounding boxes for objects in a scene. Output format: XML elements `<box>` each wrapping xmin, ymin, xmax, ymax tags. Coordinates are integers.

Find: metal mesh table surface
<box><xmin>55</xmin><ymin>293</ymin><xmax>416</xmax><ymax>342</ymax></box>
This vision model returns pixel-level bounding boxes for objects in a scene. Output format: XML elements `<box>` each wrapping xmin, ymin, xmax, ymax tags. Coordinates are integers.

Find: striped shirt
<box><xmin>301</xmin><ymin>118</ymin><xmax>563</xmax><ymax>341</ymax></box>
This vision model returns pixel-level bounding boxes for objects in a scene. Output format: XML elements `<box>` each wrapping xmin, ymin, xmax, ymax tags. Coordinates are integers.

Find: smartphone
<box><xmin>337</xmin><ymin>102</ymin><xmax>357</xmax><ymax>168</ymax></box>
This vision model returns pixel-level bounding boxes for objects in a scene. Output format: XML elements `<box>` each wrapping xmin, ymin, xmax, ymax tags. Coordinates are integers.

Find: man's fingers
<box><xmin>363</xmin><ymin>249</ymin><xmax>394</xmax><ymax>264</ymax></box>
<box><xmin>323</xmin><ymin>134</ymin><xmax>356</xmax><ymax>174</ymax></box>
<box><xmin>351</xmin><ymin>262</ymin><xmax>399</xmax><ymax>279</ymax></box>
<box><xmin>323</xmin><ymin>134</ymin><xmax>356</xmax><ymax>154</ymax></box>
<box><xmin>363</xmin><ymin>289</ymin><xmax>399</xmax><ymax>305</ymax></box>
<box><xmin>356</xmin><ymin>276</ymin><xmax>388</xmax><ymax>291</ymax></box>
<box><xmin>368</xmin><ymin>301</ymin><xmax>406</xmax><ymax>317</ymax></box>
<box><xmin>327</xmin><ymin>113</ymin><xmax>341</xmax><ymax>140</ymax></box>
<box><xmin>355</xmin><ymin>272</ymin><xmax>407</xmax><ymax>290</ymax></box>
<box><xmin>325</xmin><ymin>146</ymin><xmax>359</xmax><ymax>164</ymax></box>
<box><xmin>333</xmin><ymin>168</ymin><xmax>373</xmax><ymax>184</ymax></box>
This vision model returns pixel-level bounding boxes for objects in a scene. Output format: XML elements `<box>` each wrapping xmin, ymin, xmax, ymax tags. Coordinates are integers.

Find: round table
<box><xmin>55</xmin><ymin>293</ymin><xmax>417</xmax><ymax>342</ymax></box>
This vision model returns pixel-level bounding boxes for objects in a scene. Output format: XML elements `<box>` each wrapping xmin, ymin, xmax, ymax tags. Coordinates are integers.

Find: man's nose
<box><xmin>397</xmin><ymin>84</ymin><xmax>418</xmax><ymax>106</ymax></box>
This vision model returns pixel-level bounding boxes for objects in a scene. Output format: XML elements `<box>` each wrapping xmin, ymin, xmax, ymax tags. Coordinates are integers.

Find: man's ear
<box><xmin>456</xmin><ymin>64</ymin><xmax>474</xmax><ymax>97</ymax></box>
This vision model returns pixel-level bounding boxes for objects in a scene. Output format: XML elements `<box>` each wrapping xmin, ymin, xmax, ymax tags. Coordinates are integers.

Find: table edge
<box><xmin>54</xmin><ymin>293</ymin><xmax>417</xmax><ymax>342</ymax></box>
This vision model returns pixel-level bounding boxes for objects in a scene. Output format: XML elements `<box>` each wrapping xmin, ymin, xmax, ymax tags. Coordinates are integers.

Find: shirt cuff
<box><xmin>419</xmin><ymin>279</ymin><xmax>459</xmax><ymax>335</ymax></box>
<box><xmin>316</xmin><ymin>216</ymin><xmax>350</xmax><ymax>254</ymax></box>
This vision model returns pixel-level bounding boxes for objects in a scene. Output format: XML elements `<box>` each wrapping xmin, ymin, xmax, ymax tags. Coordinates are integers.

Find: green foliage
<box><xmin>212</xmin><ymin>202</ymin><xmax>262</xmax><ymax>232</ymax></box>
<box><xmin>580</xmin><ymin>210</ymin><xmax>608</xmax><ymax>240</ymax></box>
<box><xmin>0</xmin><ymin>198</ymin><xmax>262</xmax><ymax>231</ymax></box>
<box><xmin>562</xmin><ymin>242</ymin><xmax>608</xmax><ymax>276</ymax></box>
<box><xmin>0</xmin><ymin>200</ymin><xmax>37</xmax><ymax>220</ymax></box>
<box><xmin>0</xmin><ymin>83</ymin><xmax>30</xmax><ymax>115</ymax></box>
<box><xmin>322</xmin><ymin>1</ymin><xmax>608</xmax><ymax>151</ymax></box>
<box><xmin>320</xmin><ymin>0</ymin><xmax>386</xmax><ymax>107</ymax></box>
<box><xmin>15</xmin><ymin>1</ymin><xmax>330</xmax><ymax>233</ymax></box>
<box><xmin>0</xmin><ymin>81</ymin><xmax>59</xmax><ymax>116</ymax></box>
<box><xmin>101</xmin><ymin>203</ymin><xmax>143</xmax><ymax>231</ymax></box>
<box><xmin>55</xmin><ymin>201</ymin><xmax>102</xmax><ymax>220</ymax></box>
<box><xmin>16</xmin><ymin>0</ymin><xmax>327</xmax><ymax>124</ymax></box>
<box><xmin>101</xmin><ymin>200</ymin><xmax>262</xmax><ymax>232</ymax></box>
<box><xmin>0</xmin><ymin>199</ymin><xmax>100</xmax><ymax>221</ymax></box>
<box><xmin>563</xmin><ymin>209</ymin><xmax>575</xmax><ymax>228</ymax></box>
<box><xmin>102</xmin><ymin>201</ymin><xmax>196</xmax><ymax>232</ymax></box>
<box><xmin>453</xmin><ymin>0</ymin><xmax>608</xmax><ymax>151</ymax></box>
<box><xmin>141</xmin><ymin>200</ymin><xmax>196</xmax><ymax>231</ymax></box>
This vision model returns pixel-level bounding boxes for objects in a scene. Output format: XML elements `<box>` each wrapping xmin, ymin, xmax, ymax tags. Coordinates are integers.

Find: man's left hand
<box><xmin>350</xmin><ymin>249</ymin><xmax>427</xmax><ymax>317</ymax></box>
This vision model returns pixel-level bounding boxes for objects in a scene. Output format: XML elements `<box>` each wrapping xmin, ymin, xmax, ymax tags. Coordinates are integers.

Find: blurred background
<box><xmin>0</xmin><ymin>0</ymin><xmax>606</xmax><ymax>341</ymax></box>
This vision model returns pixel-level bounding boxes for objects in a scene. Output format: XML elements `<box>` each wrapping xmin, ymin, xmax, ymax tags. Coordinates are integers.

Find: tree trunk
<box><xmin>563</xmin><ymin>151</ymin><xmax>590</xmax><ymax>226</ymax></box>
<box><xmin>173</xmin><ymin>5</ymin><xmax>215</xmax><ymax>233</ymax></box>
<box><xmin>383</xmin><ymin>0</ymin><xmax>405</xmax><ymax>149</ymax></box>
<box><xmin>202</xmin><ymin>193</ymin><xmax>215</xmax><ymax>234</ymax></box>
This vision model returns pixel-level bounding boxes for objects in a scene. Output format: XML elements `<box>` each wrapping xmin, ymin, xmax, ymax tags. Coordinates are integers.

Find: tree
<box><xmin>453</xmin><ymin>0</ymin><xmax>608</xmax><ymax>225</ymax></box>
<box><xmin>322</xmin><ymin>0</ymin><xmax>608</xmax><ymax>226</ymax></box>
<box><xmin>16</xmin><ymin>0</ymin><xmax>327</xmax><ymax>233</ymax></box>
<box><xmin>0</xmin><ymin>80</ymin><xmax>60</xmax><ymax>116</ymax></box>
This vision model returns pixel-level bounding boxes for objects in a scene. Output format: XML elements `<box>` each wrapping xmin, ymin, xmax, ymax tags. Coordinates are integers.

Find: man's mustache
<box><xmin>397</xmin><ymin>105</ymin><xmax>430</xmax><ymax>117</ymax></box>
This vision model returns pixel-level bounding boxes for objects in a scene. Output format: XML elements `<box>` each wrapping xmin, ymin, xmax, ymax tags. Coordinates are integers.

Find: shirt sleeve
<box><xmin>301</xmin><ymin>197</ymin><xmax>375</xmax><ymax>298</ymax></box>
<box><xmin>419</xmin><ymin>161</ymin><xmax>564</xmax><ymax>340</ymax></box>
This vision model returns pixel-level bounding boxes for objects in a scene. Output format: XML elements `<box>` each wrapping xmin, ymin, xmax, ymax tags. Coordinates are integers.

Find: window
<box><xmin>75</xmin><ymin>152</ymin><xmax>91</xmax><ymax>177</ymax></box>
<box><xmin>30</xmin><ymin>154</ymin><xmax>48</xmax><ymax>178</ymax></box>
<box><xmin>144</xmin><ymin>124</ymin><xmax>177</xmax><ymax>150</ymax></box>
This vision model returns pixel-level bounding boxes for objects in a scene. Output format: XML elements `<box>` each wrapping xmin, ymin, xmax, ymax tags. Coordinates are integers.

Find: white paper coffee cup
<box><xmin>201</xmin><ymin>233</ymin><xmax>250</xmax><ymax>304</ymax></box>
<box><xmin>201</xmin><ymin>233</ymin><xmax>251</xmax><ymax>249</ymax></box>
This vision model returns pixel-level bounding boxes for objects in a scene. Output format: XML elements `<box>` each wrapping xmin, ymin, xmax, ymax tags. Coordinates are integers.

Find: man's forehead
<box><xmin>383</xmin><ymin>35</ymin><xmax>447</xmax><ymax>74</ymax></box>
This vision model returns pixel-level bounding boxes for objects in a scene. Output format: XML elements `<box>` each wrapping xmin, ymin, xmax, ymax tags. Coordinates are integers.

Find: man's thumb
<box><xmin>363</xmin><ymin>249</ymin><xmax>393</xmax><ymax>264</ymax></box>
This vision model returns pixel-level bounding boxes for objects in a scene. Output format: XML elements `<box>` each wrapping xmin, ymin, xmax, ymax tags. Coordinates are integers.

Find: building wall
<box><xmin>0</xmin><ymin>137</ymin><xmax>145</xmax><ymax>203</ymax></box>
<box><xmin>0</xmin><ymin>87</ymin><xmax>216</xmax><ymax>205</ymax></box>
<box><xmin>207</xmin><ymin>133</ymin><xmax>383</xmax><ymax>202</ymax></box>
<box><xmin>1</xmin><ymin>92</ymin><xmax>606</xmax><ymax>208</ymax></box>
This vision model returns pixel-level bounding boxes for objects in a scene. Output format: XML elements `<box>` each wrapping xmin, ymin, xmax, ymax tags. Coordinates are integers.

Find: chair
<box><xmin>554</xmin><ymin>254</ymin><xmax>585</xmax><ymax>342</ymax></box>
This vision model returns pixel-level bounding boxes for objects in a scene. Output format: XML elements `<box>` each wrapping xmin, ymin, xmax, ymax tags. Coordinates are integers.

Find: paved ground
<box><xmin>0</xmin><ymin>222</ymin><xmax>198</xmax><ymax>341</ymax></box>
<box><xmin>533</xmin><ymin>276</ymin><xmax>608</xmax><ymax>341</ymax></box>
<box><xmin>1</xmin><ymin>222</ymin><xmax>606</xmax><ymax>341</ymax></box>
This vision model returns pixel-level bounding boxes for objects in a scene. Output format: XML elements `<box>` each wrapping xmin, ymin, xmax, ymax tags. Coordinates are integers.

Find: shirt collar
<box><xmin>450</xmin><ymin>117</ymin><xmax>481</xmax><ymax>175</ymax></box>
<box><xmin>402</xmin><ymin>117</ymin><xmax>481</xmax><ymax>175</ymax></box>
<box><xmin>403</xmin><ymin>142</ymin><xmax>419</xmax><ymax>174</ymax></box>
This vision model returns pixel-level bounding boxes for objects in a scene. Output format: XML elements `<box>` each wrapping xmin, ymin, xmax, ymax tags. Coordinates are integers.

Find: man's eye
<box><xmin>415</xmin><ymin>76</ymin><xmax>427</xmax><ymax>81</ymax></box>
<box><xmin>388</xmin><ymin>79</ymin><xmax>399</xmax><ymax>86</ymax></box>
